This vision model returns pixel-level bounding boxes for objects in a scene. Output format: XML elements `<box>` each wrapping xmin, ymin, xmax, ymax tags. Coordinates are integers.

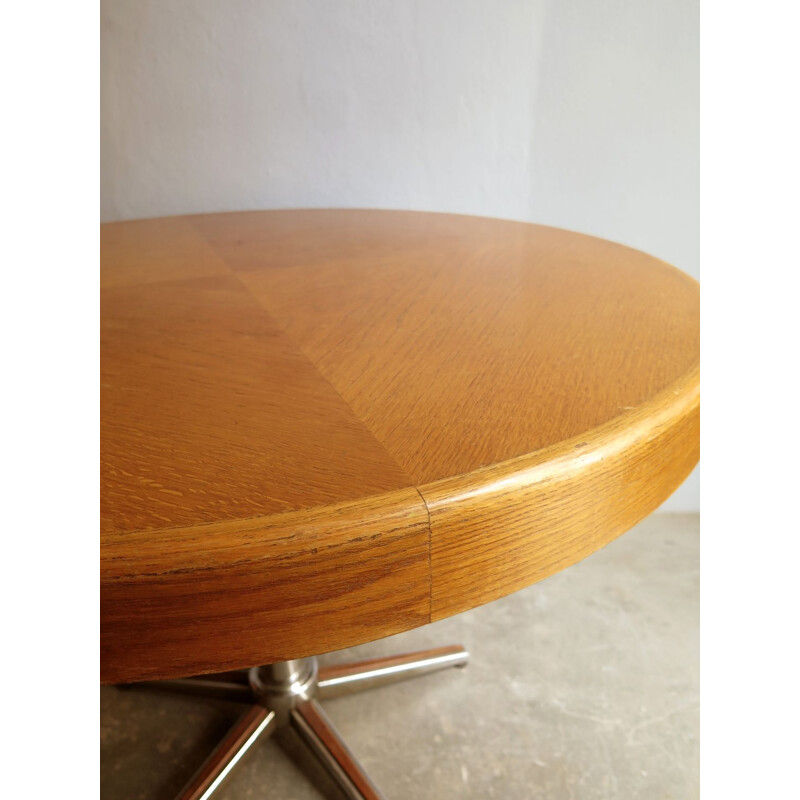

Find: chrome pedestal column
<box><xmin>131</xmin><ymin>644</ymin><xmax>469</xmax><ymax>800</ymax></box>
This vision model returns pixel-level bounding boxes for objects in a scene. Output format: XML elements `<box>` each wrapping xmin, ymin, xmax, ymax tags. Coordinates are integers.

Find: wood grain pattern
<box><xmin>101</xmin><ymin>216</ymin><xmax>231</xmax><ymax>290</ymax></box>
<box><xmin>102</xmin><ymin>489</ymin><xmax>430</xmax><ymax>683</ymax></box>
<box><xmin>207</xmin><ymin>210</ymin><xmax>698</xmax><ymax>482</ymax></box>
<box><xmin>101</xmin><ymin>209</ymin><xmax>700</xmax><ymax>684</ymax></box>
<box><xmin>101</xmin><ymin>273</ymin><xmax>414</xmax><ymax>533</ymax></box>
<box><xmin>423</xmin><ymin>366</ymin><xmax>699</xmax><ymax>620</ymax></box>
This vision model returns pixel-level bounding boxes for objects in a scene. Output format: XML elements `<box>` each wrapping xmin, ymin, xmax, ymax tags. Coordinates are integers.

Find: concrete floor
<box><xmin>101</xmin><ymin>513</ymin><xmax>699</xmax><ymax>800</ymax></box>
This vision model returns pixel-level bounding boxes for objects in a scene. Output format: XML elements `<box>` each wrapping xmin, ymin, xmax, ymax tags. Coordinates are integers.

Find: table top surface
<box><xmin>101</xmin><ymin>209</ymin><xmax>700</xmax><ymax>683</ymax></box>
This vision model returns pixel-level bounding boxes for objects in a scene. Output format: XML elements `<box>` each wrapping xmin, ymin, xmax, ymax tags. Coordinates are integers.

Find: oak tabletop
<box><xmin>101</xmin><ymin>209</ymin><xmax>699</xmax><ymax>683</ymax></box>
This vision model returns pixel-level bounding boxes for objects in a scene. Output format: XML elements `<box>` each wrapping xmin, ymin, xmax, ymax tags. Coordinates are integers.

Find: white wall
<box><xmin>101</xmin><ymin>0</ymin><xmax>699</xmax><ymax>511</ymax></box>
<box><xmin>101</xmin><ymin>0</ymin><xmax>549</xmax><ymax>221</ymax></box>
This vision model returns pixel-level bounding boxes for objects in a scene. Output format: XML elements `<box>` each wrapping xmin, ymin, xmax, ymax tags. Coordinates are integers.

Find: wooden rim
<box><xmin>102</xmin><ymin>364</ymin><xmax>698</xmax><ymax>682</ymax></box>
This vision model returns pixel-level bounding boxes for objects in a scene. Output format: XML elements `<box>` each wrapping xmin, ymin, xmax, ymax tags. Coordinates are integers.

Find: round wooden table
<box><xmin>101</xmin><ymin>209</ymin><xmax>699</xmax><ymax>799</ymax></box>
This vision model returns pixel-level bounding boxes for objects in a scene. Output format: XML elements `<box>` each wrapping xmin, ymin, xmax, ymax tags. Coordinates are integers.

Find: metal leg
<box><xmin>176</xmin><ymin>704</ymin><xmax>277</xmax><ymax>800</ymax></box>
<box><xmin>132</xmin><ymin>678</ymin><xmax>253</xmax><ymax>703</ymax></box>
<box><xmin>190</xmin><ymin>669</ymin><xmax>251</xmax><ymax>684</ymax></box>
<box><xmin>291</xmin><ymin>699</ymin><xmax>386</xmax><ymax>800</ymax></box>
<box><xmin>316</xmin><ymin>644</ymin><xmax>469</xmax><ymax>700</ymax></box>
<box><xmin>122</xmin><ymin>644</ymin><xmax>469</xmax><ymax>799</ymax></box>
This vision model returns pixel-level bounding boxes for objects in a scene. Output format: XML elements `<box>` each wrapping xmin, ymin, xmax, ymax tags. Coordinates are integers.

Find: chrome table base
<box><xmin>131</xmin><ymin>644</ymin><xmax>469</xmax><ymax>800</ymax></box>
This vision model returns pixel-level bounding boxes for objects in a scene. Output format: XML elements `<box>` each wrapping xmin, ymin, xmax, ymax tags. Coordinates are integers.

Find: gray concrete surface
<box><xmin>101</xmin><ymin>513</ymin><xmax>699</xmax><ymax>799</ymax></box>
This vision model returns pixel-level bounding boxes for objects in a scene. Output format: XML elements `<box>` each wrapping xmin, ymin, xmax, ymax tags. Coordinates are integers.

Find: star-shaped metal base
<box><xmin>128</xmin><ymin>645</ymin><xmax>469</xmax><ymax>800</ymax></box>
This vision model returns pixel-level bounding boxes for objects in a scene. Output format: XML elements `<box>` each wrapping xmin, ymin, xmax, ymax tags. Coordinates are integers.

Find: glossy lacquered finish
<box><xmin>101</xmin><ymin>209</ymin><xmax>700</xmax><ymax>683</ymax></box>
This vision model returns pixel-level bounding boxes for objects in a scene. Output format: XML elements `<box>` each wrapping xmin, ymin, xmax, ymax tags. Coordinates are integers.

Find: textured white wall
<box><xmin>529</xmin><ymin>0</ymin><xmax>699</xmax><ymax>279</ymax></box>
<box><xmin>101</xmin><ymin>0</ymin><xmax>549</xmax><ymax>221</ymax></box>
<box><xmin>101</xmin><ymin>0</ymin><xmax>698</xmax><ymax>511</ymax></box>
